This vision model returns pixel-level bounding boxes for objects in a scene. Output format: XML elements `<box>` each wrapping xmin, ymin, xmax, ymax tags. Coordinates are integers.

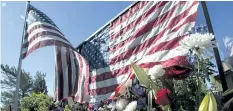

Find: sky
<box><xmin>1</xmin><ymin>1</ymin><xmax>233</xmax><ymax>97</ymax></box>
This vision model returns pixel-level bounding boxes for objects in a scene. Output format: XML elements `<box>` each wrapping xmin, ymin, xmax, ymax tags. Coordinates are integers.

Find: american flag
<box><xmin>22</xmin><ymin>4</ymin><xmax>74</xmax><ymax>59</ymax></box>
<box><xmin>79</xmin><ymin>1</ymin><xmax>199</xmax><ymax>103</ymax></box>
<box><xmin>21</xmin><ymin>4</ymin><xmax>90</xmax><ymax>103</ymax></box>
<box><xmin>55</xmin><ymin>46</ymin><xmax>89</xmax><ymax>103</ymax></box>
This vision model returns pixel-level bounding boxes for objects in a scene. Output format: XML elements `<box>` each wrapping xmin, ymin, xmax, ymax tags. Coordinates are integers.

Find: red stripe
<box><xmin>23</xmin><ymin>31</ymin><xmax>70</xmax><ymax>48</ymax></box>
<box><xmin>110</xmin><ymin>1</ymin><xmax>149</xmax><ymax>30</ymax></box>
<box><xmin>109</xmin><ymin>12</ymin><xmax>197</xmax><ymax>65</ymax></box>
<box><xmin>83</xmin><ymin>54</ymin><xmax>90</xmax><ymax>98</ymax></box>
<box><xmin>110</xmin><ymin>1</ymin><xmax>198</xmax><ymax>53</ymax></box>
<box><xmin>55</xmin><ymin>46</ymin><xmax>64</xmax><ymax>100</ymax></box>
<box><xmin>90</xmin><ymin>65</ymin><xmax>130</xmax><ymax>83</ymax></box>
<box><xmin>72</xmin><ymin>51</ymin><xmax>79</xmax><ymax>96</ymax></box>
<box><xmin>22</xmin><ymin>39</ymin><xmax>74</xmax><ymax>59</ymax></box>
<box><xmin>89</xmin><ymin>84</ymin><xmax>118</xmax><ymax>95</ymax></box>
<box><xmin>25</xmin><ymin>24</ymin><xmax>64</xmax><ymax>39</ymax></box>
<box><xmin>147</xmin><ymin>35</ymin><xmax>186</xmax><ymax>55</ymax></box>
<box><xmin>110</xmin><ymin>1</ymin><xmax>169</xmax><ymax>41</ymax></box>
<box><xmin>89</xmin><ymin>56</ymin><xmax>187</xmax><ymax>95</ymax></box>
<box><xmin>66</xmin><ymin>48</ymin><xmax>73</xmax><ymax>96</ymax></box>
<box><xmin>169</xmin><ymin>13</ymin><xmax>197</xmax><ymax>34</ymax></box>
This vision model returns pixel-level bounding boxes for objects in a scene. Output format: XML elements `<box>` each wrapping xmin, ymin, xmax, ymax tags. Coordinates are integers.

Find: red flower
<box><xmin>155</xmin><ymin>88</ymin><xmax>171</xmax><ymax>106</ymax></box>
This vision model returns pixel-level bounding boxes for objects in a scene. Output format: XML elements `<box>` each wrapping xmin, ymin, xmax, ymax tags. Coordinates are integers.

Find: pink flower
<box><xmin>155</xmin><ymin>88</ymin><xmax>171</xmax><ymax>106</ymax></box>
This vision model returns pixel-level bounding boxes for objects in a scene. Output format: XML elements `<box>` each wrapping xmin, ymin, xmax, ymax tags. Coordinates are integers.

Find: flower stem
<box><xmin>196</xmin><ymin>56</ymin><xmax>201</xmax><ymax>110</ymax></box>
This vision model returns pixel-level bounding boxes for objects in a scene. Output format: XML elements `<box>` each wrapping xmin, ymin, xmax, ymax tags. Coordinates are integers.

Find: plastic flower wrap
<box><xmin>124</xmin><ymin>101</ymin><xmax>137</xmax><ymax>111</ymax></box>
<box><xmin>116</xmin><ymin>99</ymin><xmax>128</xmax><ymax>110</ymax></box>
<box><xmin>137</xmin><ymin>97</ymin><xmax>147</xmax><ymax>110</ymax></box>
<box><xmin>179</xmin><ymin>33</ymin><xmax>215</xmax><ymax>59</ymax></box>
<box><xmin>107</xmin><ymin>100</ymin><xmax>116</xmax><ymax>111</ymax></box>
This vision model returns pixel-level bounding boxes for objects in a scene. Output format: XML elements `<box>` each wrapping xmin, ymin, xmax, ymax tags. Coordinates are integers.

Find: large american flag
<box><xmin>79</xmin><ymin>1</ymin><xmax>199</xmax><ymax>103</ymax></box>
<box><xmin>21</xmin><ymin>4</ymin><xmax>89</xmax><ymax>103</ymax></box>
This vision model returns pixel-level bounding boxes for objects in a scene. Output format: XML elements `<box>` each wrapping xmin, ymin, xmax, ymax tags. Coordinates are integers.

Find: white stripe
<box><xmin>27</xmin><ymin>21</ymin><xmax>62</xmax><ymax>34</ymax></box>
<box><xmin>89</xmin><ymin>92</ymin><xmax>113</xmax><ymax>103</ymax></box>
<box><xmin>138</xmin><ymin>46</ymin><xmax>188</xmax><ymax>64</ymax></box>
<box><xmin>59</xmin><ymin>47</ymin><xmax>68</xmax><ymax>98</ymax></box>
<box><xmin>110</xmin><ymin>3</ymin><xmax>198</xmax><ymax>59</ymax></box>
<box><xmin>74</xmin><ymin>53</ymin><xmax>85</xmax><ymax>102</ymax></box>
<box><xmin>25</xmin><ymin>27</ymin><xmax>66</xmax><ymax>44</ymax></box>
<box><xmin>90</xmin><ymin>46</ymin><xmax>188</xmax><ymax>90</ymax></box>
<box><xmin>89</xmin><ymin>72</ymin><xmax>130</xmax><ymax>90</ymax></box>
<box><xmin>109</xmin><ymin>1</ymin><xmax>159</xmax><ymax>35</ymax></box>
<box><xmin>91</xmin><ymin>22</ymin><xmax>194</xmax><ymax>77</ymax></box>
<box><xmin>109</xmin><ymin>1</ymin><xmax>180</xmax><ymax>46</ymax></box>
<box><xmin>22</xmin><ymin>35</ymin><xmax>72</xmax><ymax>54</ymax></box>
<box><xmin>74</xmin><ymin>52</ymin><xmax>81</xmax><ymax>101</ymax></box>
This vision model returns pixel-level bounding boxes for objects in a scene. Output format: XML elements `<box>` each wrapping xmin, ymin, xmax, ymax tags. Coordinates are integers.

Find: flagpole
<box><xmin>14</xmin><ymin>1</ymin><xmax>30</xmax><ymax>111</ymax></box>
<box><xmin>201</xmin><ymin>1</ymin><xmax>228</xmax><ymax>92</ymax></box>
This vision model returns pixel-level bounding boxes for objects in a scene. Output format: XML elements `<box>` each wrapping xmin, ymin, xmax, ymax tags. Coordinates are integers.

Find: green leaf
<box><xmin>223</xmin><ymin>88</ymin><xmax>233</xmax><ymax>97</ymax></box>
<box><xmin>131</xmin><ymin>63</ymin><xmax>150</xmax><ymax>88</ymax></box>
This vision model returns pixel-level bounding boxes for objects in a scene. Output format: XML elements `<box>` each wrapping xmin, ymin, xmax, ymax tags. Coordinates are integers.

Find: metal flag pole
<box><xmin>201</xmin><ymin>1</ymin><xmax>228</xmax><ymax>91</ymax></box>
<box><xmin>14</xmin><ymin>1</ymin><xmax>30</xmax><ymax>111</ymax></box>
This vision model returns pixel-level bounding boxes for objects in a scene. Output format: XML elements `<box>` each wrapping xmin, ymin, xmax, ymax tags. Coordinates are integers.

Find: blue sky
<box><xmin>1</xmin><ymin>1</ymin><xmax>233</xmax><ymax>97</ymax></box>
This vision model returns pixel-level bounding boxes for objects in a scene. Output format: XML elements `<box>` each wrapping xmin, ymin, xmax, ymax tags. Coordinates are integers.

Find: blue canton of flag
<box><xmin>80</xmin><ymin>26</ymin><xmax>110</xmax><ymax>71</ymax></box>
<box><xmin>27</xmin><ymin>5</ymin><xmax>57</xmax><ymax>27</ymax></box>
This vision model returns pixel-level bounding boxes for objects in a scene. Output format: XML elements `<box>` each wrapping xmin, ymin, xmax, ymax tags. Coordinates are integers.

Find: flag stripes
<box><xmin>55</xmin><ymin>46</ymin><xmax>89</xmax><ymax>103</ymax></box>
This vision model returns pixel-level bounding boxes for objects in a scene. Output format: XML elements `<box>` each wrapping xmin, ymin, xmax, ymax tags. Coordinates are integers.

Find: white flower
<box><xmin>124</xmin><ymin>79</ymin><xmax>132</xmax><ymax>88</ymax></box>
<box><xmin>148</xmin><ymin>65</ymin><xmax>165</xmax><ymax>80</ymax></box>
<box><xmin>124</xmin><ymin>101</ymin><xmax>137</xmax><ymax>111</ymax></box>
<box><xmin>116</xmin><ymin>99</ymin><xmax>128</xmax><ymax>110</ymax></box>
<box><xmin>118</xmin><ymin>87</ymin><xmax>127</xmax><ymax>95</ymax></box>
<box><xmin>119</xmin><ymin>79</ymin><xmax>132</xmax><ymax>95</ymax></box>
<box><xmin>179</xmin><ymin>33</ymin><xmax>216</xmax><ymax>59</ymax></box>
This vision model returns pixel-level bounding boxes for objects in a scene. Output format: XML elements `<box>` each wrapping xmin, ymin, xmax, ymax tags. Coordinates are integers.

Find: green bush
<box><xmin>21</xmin><ymin>92</ymin><xmax>52</xmax><ymax>111</ymax></box>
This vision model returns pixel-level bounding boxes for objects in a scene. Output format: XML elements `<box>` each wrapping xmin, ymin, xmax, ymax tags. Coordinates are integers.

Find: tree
<box><xmin>0</xmin><ymin>64</ymin><xmax>48</xmax><ymax>109</ymax></box>
<box><xmin>1</xmin><ymin>64</ymin><xmax>33</xmax><ymax>107</ymax></box>
<box><xmin>32</xmin><ymin>72</ymin><xmax>48</xmax><ymax>94</ymax></box>
<box><xmin>21</xmin><ymin>92</ymin><xmax>53</xmax><ymax>111</ymax></box>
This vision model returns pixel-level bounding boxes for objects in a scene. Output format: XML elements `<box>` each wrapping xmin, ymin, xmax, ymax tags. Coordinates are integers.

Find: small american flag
<box><xmin>22</xmin><ymin>4</ymin><xmax>74</xmax><ymax>59</ymax></box>
<box><xmin>79</xmin><ymin>1</ymin><xmax>199</xmax><ymax>103</ymax></box>
<box><xmin>21</xmin><ymin>4</ymin><xmax>90</xmax><ymax>103</ymax></box>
